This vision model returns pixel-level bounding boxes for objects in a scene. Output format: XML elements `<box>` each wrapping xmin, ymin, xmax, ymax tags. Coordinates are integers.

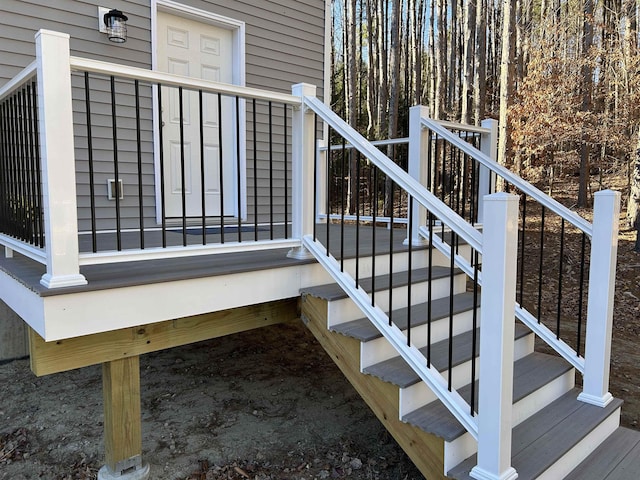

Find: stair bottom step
<box><xmin>448</xmin><ymin>389</ymin><xmax>623</xmax><ymax>480</ymax></box>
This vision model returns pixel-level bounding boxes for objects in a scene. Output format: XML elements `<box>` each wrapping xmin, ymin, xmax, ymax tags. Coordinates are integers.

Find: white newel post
<box><xmin>405</xmin><ymin>105</ymin><xmax>430</xmax><ymax>246</ymax></box>
<box><xmin>477</xmin><ymin>119</ymin><xmax>498</xmax><ymax>224</ymax></box>
<box><xmin>471</xmin><ymin>192</ymin><xmax>519</xmax><ymax>480</ymax></box>
<box><xmin>578</xmin><ymin>189</ymin><xmax>621</xmax><ymax>407</ymax></box>
<box><xmin>36</xmin><ymin>30</ymin><xmax>86</xmax><ymax>288</ymax></box>
<box><xmin>287</xmin><ymin>83</ymin><xmax>317</xmax><ymax>260</ymax></box>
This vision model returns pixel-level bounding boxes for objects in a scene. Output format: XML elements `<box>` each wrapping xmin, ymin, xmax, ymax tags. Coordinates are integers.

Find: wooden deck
<box><xmin>1</xmin><ymin>223</ymin><xmax>415</xmax><ymax>297</ymax></box>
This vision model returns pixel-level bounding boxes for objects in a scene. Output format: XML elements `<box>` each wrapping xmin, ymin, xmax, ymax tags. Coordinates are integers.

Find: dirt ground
<box><xmin>0</xmin><ymin>322</ymin><xmax>424</xmax><ymax>480</ymax></box>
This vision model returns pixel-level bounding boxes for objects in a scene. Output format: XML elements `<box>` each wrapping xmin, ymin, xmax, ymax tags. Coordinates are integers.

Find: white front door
<box><xmin>157</xmin><ymin>10</ymin><xmax>236</xmax><ymax>219</ymax></box>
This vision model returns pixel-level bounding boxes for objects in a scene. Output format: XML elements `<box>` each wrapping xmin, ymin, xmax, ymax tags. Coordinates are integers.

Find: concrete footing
<box><xmin>97</xmin><ymin>463</ymin><xmax>150</xmax><ymax>480</ymax></box>
<box><xmin>0</xmin><ymin>299</ymin><xmax>28</xmax><ymax>362</ymax></box>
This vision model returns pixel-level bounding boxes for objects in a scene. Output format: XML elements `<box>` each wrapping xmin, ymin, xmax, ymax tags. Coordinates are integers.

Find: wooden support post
<box><xmin>99</xmin><ymin>356</ymin><xmax>149</xmax><ymax>480</ymax></box>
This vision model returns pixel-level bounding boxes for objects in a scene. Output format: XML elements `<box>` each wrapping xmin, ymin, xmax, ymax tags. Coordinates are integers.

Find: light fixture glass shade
<box><xmin>104</xmin><ymin>9</ymin><xmax>128</xmax><ymax>43</ymax></box>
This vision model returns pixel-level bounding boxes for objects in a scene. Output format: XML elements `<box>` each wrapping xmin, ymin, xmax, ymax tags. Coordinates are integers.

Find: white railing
<box><xmin>415</xmin><ymin>109</ymin><xmax>620</xmax><ymax>408</ymax></box>
<box><xmin>298</xmin><ymin>96</ymin><xmax>521</xmax><ymax>479</ymax></box>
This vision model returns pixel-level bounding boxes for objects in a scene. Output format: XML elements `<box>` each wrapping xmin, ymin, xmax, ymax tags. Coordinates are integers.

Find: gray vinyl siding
<box><xmin>0</xmin><ymin>0</ymin><xmax>326</xmax><ymax>235</ymax></box>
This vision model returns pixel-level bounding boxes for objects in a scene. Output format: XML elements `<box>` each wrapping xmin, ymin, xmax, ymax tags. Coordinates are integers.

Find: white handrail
<box><xmin>304</xmin><ymin>96</ymin><xmax>483</xmax><ymax>253</ymax></box>
<box><xmin>69</xmin><ymin>56</ymin><xmax>301</xmax><ymax>106</ymax></box>
<box><xmin>422</xmin><ymin>117</ymin><xmax>593</xmax><ymax>237</ymax></box>
<box><xmin>0</xmin><ymin>61</ymin><xmax>37</xmax><ymax>101</ymax></box>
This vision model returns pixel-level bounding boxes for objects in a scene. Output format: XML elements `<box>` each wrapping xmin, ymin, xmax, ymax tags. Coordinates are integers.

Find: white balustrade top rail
<box><xmin>0</xmin><ymin>61</ymin><xmax>37</xmax><ymax>102</ymax></box>
<box><xmin>422</xmin><ymin>117</ymin><xmax>593</xmax><ymax>237</ymax></box>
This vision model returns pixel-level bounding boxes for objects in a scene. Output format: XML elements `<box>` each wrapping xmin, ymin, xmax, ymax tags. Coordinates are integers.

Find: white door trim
<box><xmin>151</xmin><ymin>0</ymin><xmax>247</xmax><ymax>223</ymax></box>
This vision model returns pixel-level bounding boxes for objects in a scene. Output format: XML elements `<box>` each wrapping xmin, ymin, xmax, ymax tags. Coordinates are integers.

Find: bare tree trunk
<box><xmin>578</xmin><ymin>0</ymin><xmax>594</xmax><ymax>208</ymax></box>
<box><xmin>473</xmin><ymin>0</ymin><xmax>487</xmax><ymax>124</ymax></box>
<box><xmin>462</xmin><ymin>0</ymin><xmax>477</xmax><ymax>124</ymax></box>
<box><xmin>428</xmin><ymin>0</ymin><xmax>436</xmax><ymax>115</ymax></box>
<box><xmin>629</xmin><ymin>130</ymin><xmax>640</xmax><ymax>251</ymax></box>
<box><xmin>435</xmin><ymin>0</ymin><xmax>447</xmax><ymax>119</ymax></box>
<box><xmin>384</xmin><ymin>0</ymin><xmax>402</xmax><ymax>216</ymax></box>
<box><xmin>497</xmin><ymin>0</ymin><xmax>516</xmax><ymax>171</ymax></box>
<box><xmin>366</xmin><ymin>0</ymin><xmax>376</xmax><ymax>136</ymax></box>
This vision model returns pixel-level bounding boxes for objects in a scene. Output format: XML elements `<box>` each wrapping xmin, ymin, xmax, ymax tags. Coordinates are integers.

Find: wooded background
<box><xmin>329</xmin><ymin>0</ymin><xmax>640</xmax><ymax>236</ymax></box>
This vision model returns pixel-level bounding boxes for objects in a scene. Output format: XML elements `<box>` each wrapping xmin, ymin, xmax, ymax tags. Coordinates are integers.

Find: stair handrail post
<box><xmin>471</xmin><ymin>192</ymin><xmax>519</xmax><ymax>480</ymax></box>
<box><xmin>287</xmin><ymin>83</ymin><xmax>317</xmax><ymax>259</ymax></box>
<box><xmin>477</xmin><ymin>119</ymin><xmax>498</xmax><ymax>224</ymax></box>
<box><xmin>35</xmin><ymin>30</ymin><xmax>87</xmax><ymax>288</ymax></box>
<box><xmin>578</xmin><ymin>189</ymin><xmax>621</xmax><ymax>407</ymax></box>
<box><xmin>405</xmin><ymin>105</ymin><xmax>430</xmax><ymax>246</ymax></box>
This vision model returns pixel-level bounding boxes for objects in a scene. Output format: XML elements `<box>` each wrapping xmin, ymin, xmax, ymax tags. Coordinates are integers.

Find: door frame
<box><xmin>151</xmin><ymin>0</ymin><xmax>247</xmax><ymax>223</ymax></box>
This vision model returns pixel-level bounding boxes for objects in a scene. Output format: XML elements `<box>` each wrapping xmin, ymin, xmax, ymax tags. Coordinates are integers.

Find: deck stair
<box><xmin>300</xmin><ymin>243</ymin><xmax>633</xmax><ymax>479</ymax></box>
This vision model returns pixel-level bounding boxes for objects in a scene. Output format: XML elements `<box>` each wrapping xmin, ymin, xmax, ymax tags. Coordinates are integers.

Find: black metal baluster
<box><xmin>135</xmin><ymin>80</ymin><xmax>145</xmax><ymax>249</ymax></box>
<box><xmin>577</xmin><ymin>232</ymin><xmax>587</xmax><ymax>356</ymax></box>
<box><xmin>253</xmin><ymin>99</ymin><xmax>258</xmax><ymax>241</ymax></box>
<box><xmin>426</xmin><ymin>211</ymin><xmax>434</xmax><ymax>367</ymax></box>
<box><xmin>284</xmin><ymin>103</ymin><xmax>289</xmax><ymax>239</ymax></box>
<box><xmin>407</xmin><ymin>199</ymin><xmax>414</xmax><ymax>346</ymax></box>
<box><xmin>355</xmin><ymin>151</ymin><xmax>361</xmax><ymax>287</ymax></box>
<box><xmin>537</xmin><ymin>206</ymin><xmax>546</xmax><ymax>322</ymax></box>
<box><xmin>313</xmin><ymin>115</ymin><xmax>318</xmax><ymax>242</ymax></box>
<box><xmin>110</xmin><ymin>76</ymin><xmax>122</xmax><ymax>251</ymax></box>
<box><xmin>18</xmin><ymin>89</ymin><xmax>29</xmax><ymax>241</ymax></box>
<box><xmin>556</xmin><ymin>218</ymin><xmax>566</xmax><ymax>338</ymax></box>
<box><xmin>371</xmin><ymin>165</ymin><xmax>378</xmax><ymax>306</ymax></box>
<box><xmin>236</xmin><ymin>96</ymin><xmax>242</xmax><ymax>242</ymax></box>
<box><xmin>340</xmin><ymin>138</ymin><xmax>346</xmax><ymax>271</ymax></box>
<box><xmin>199</xmin><ymin>90</ymin><xmax>206</xmax><ymax>245</ymax></box>
<box><xmin>178</xmin><ymin>86</ymin><xmax>187</xmax><ymax>246</ymax></box>
<box><xmin>217</xmin><ymin>93</ymin><xmax>224</xmax><ymax>244</ymax></box>
<box><xmin>325</xmin><ymin>121</ymin><xmax>330</xmax><ymax>256</ymax></box>
<box><xmin>157</xmin><ymin>83</ymin><xmax>167</xmax><ymax>248</ymax></box>
<box><xmin>20</xmin><ymin>88</ymin><xmax>34</xmax><ymax>243</ymax></box>
<box><xmin>25</xmin><ymin>84</ymin><xmax>40</xmax><ymax>246</ymax></box>
<box><xmin>388</xmin><ymin>181</ymin><xmax>394</xmax><ymax>326</ymax></box>
<box><xmin>519</xmin><ymin>195</ymin><xmax>527</xmax><ymax>305</ymax></box>
<box><xmin>31</xmin><ymin>82</ymin><xmax>44</xmax><ymax>246</ymax></box>
<box><xmin>269</xmin><ymin>100</ymin><xmax>274</xmax><ymax>240</ymax></box>
<box><xmin>471</xmin><ymin>249</ymin><xmax>479</xmax><ymax>415</ymax></box>
<box><xmin>448</xmin><ymin>231</ymin><xmax>456</xmax><ymax>391</ymax></box>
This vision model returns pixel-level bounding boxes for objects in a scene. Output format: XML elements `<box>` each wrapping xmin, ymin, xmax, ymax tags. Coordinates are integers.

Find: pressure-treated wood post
<box><xmin>578</xmin><ymin>189</ymin><xmax>620</xmax><ymax>407</ymax></box>
<box><xmin>476</xmin><ymin>119</ymin><xmax>498</xmax><ymax>224</ymax></box>
<box><xmin>35</xmin><ymin>30</ymin><xmax>86</xmax><ymax>288</ymax></box>
<box><xmin>405</xmin><ymin>105</ymin><xmax>430</xmax><ymax>246</ymax></box>
<box><xmin>288</xmin><ymin>83</ymin><xmax>317</xmax><ymax>259</ymax></box>
<box><xmin>470</xmin><ymin>192</ymin><xmax>519</xmax><ymax>480</ymax></box>
<box><xmin>98</xmin><ymin>356</ymin><xmax>149</xmax><ymax>480</ymax></box>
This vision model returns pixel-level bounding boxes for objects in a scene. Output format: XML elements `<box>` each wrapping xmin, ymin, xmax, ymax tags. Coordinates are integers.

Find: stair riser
<box><xmin>326</xmin><ymin>274</ymin><xmax>467</xmax><ymax>327</ymax></box>
<box><xmin>442</xmin><ymin>369</ymin><xmax>577</xmax><ymax>474</ymax></box>
<box><xmin>397</xmin><ymin>333</ymin><xmax>535</xmax><ymax>417</ymax></box>
<box><xmin>338</xmin><ymin>250</ymin><xmax>444</xmax><ymax>278</ymax></box>
<box><xmin>537</xmin><ymin>407</ymin><xmax>621</xmax><ymax>480</ymax></box>
<box><xmin>360</xmin><ymin>309</ymin><xmax>476</xmax><ymax>369</ymax></box>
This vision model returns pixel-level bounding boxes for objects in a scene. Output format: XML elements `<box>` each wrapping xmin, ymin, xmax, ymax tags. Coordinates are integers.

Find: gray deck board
<box><xmin>402</xmin><ymin>352</ymin><xmax>572</xmax><ymax>442</ymax></box>
<box><xmin>1</xmin><ymin>224</ymin><xmax>415</xmax><ymax>296</ymax></box>
<box><xmin>301</xmin><ymin>265</ymin><xmax>460</xmax><ymax>301</ymax></box>
<box><xmin>364</xmin><ymin>324</ymin><xmax>531</xmax><ymax>388</ymax></box>
<box><xmin>448</xmin><ymin>389</ymin><xmax>624</xmax><ymax>479</ymax></box>
<box><xmin>330</xmin><ymin>291</ymin><xmax>477</xmax><ymax>342</ymax></box>
<box><xmin>565</xmin><ymin>427</ymin><xmax>640</xmax><ymax>480</ymax></box>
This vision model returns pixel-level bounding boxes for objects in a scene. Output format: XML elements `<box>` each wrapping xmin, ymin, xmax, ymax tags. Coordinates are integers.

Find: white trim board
<box><xmin>150</xmin><ymin>0</ymin><xmax>247</xmax><ymax>223</ymax></box>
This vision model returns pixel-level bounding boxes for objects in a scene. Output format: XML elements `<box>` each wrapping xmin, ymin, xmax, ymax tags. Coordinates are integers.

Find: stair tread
<box><xmin>330</xmin><ymin>291</ymin><xmax>478</xmax><ymax>342</ymax></box>
<box><xmin>300</xmin><ymin>265</ymin><xmax>461</xmax><ymax>301</ymax></box>
<box><xmin>402</xmin><ymin>351</ymin><xmax>572</xmax><ymax>442</ymax></box>
<box><xmin>564</xmin><ymin>427</ymin><xmax>640</xmax><ymax>480</ymax></box>
<box><xmin>448</xmin><ymin>388</ymin><xmax>624</xmax><ymax>480</ymax></box>
<box><xmin>363</xmin><ymin>323</ymin><xmax>531</xmax><ymax>388</ymax></box>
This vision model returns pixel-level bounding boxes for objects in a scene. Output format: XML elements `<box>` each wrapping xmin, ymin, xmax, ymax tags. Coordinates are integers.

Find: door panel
<box><xmin>157</xmin><ymin>11</ymin><xmax>235</xmax><ymax>219</ymax></box>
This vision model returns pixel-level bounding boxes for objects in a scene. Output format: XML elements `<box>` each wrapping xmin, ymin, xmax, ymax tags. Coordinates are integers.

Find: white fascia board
<box><xmin>0</xmin><ymin>271</ymin><xmax>46</xmax><ymax>338</ymax></box>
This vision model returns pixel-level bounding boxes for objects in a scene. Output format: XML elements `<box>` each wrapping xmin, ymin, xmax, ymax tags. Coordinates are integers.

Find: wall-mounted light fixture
<box><xmin>98</xmin><ymin>7</ymin><xmax>128</xmax><ymax>43</ymax></box>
